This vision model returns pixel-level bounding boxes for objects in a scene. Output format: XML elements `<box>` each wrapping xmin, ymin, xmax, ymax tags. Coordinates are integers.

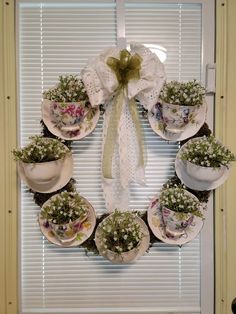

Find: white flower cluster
<box><xmin>41</xmin><ymin>191</ymin><xmax>88</xmax><ymax>225</ymax></box>
<box><xmin>12</xmin><ymin>136</ymin><xmax>69</xmax><ymax>163</ymax></box>
<box><xmin>43</xmin><ymin>75</ymin><xmax>89</xmax><ymax>103</ymax></box>
<box><xmin>99</xmin><ymin>210</ymin><xmax>143</xmax><ymax>254</ymax></box>
<box><xmin>159</xmin><ymin>186</ymin><xmax>202</xmax><ymax>217</ymax></box>
<box><xmin>180</xmin><ymin>135</ymin><xmax>235</xmax><ymax>168</ymax></box>
<box><xmin>159</xmin><ymin>80</ymin><xmax>205</xmax><ymax>106</ymax></box>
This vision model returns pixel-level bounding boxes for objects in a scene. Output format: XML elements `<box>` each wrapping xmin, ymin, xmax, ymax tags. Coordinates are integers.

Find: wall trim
<box><xmin>215</xmin><ymin>0</ymin><xmax>236</xmax><ymax>313</ymax></box>
<box><xmin>0</xmin><ymin>0</ymin><xmax>18</xmax><ymax>313</ymax></box>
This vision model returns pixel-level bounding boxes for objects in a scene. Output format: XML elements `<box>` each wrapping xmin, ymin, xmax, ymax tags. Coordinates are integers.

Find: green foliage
<box><xmin>12</xmin><ymin>136</ymin><xmax>69</xmax><ymax>163</ymax></box>
<box><xmin>98</xmin><ymin>210</ymin><xmax>143</xmax><ymax>254</ymax></box>
<box><xmin>159</xmin><ymin>186</ymin><xmax>203</xmax><ymax>218</ymax></box>
<box><xmin>43</xmin><ymin>75</ymin><xmax>89</xmax><ymax>103</ymax></box>
<box><xmin>180</xmin><ymin>135</ymin><xmax>235</xmax><ymax>168</ymax></box>
<box><xmin>159</xmin><ymin>80</ymin><xmax>205</xmax><ymax>106</ymax></box>
<box><xmin>41</xmin><ymin>191</ymin><xmax>88</xmax><ymax>225</ymax></box>
<box><xmin>163</xmin><ymin>175</ymin><xmax>211</xmax><ymax>203</ymax></box>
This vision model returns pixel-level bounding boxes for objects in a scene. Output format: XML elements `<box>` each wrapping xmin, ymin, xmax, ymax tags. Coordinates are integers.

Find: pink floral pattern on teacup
<box><xmin>50</xmin><ymin>101</ymin><xmax>88</xmax><ymax>130</ymax></box>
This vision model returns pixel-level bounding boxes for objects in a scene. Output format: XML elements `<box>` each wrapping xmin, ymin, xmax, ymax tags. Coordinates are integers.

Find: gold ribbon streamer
<box><xmin>102</xmin><ymin>88</ymin><xmax>124</xmax><ymax>179</ymax></box>
<box><xmin>102</xmin><ymin>49</ymin><xmax>144</xmax><ymax>180</ymax></box>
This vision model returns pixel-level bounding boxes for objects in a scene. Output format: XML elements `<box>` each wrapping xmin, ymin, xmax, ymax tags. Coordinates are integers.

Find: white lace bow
<box><xmin>81</xmin><ymin>43</ymin><xmax>166</xmax><ymax>210</ymax></box>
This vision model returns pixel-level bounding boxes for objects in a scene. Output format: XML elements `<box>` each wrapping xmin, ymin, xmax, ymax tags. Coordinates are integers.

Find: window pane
<box><xmin>18</xmin><ymin>1</ymin><xmax>206</xmax><ymax>313</ymax></box>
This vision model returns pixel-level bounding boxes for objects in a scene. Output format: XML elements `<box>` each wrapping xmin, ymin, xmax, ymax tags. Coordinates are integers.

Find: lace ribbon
<box><xmin>81</xmin><ymin>43</ymin><xmax>166</xmax><ymax>210</ymax></box>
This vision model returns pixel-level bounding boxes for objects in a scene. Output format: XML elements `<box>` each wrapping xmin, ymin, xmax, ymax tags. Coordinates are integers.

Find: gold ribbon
<box><xmin>102</xmin><ymin>50</ymin><xmax>144</xmax><ymax>180</ymax></box>
<box><xmin>106</xmin><ymin>50</ymin><xmax>142</xmax><ymax>86</ymax></box>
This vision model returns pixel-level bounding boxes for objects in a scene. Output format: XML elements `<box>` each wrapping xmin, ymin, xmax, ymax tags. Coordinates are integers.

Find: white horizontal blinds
<box><xmin>125</xmin><ymin>2</ymin><xmax>202</xmax><ymax>312</ymax></box>
<box><xmin>125</xmin><ymin>2</ymin><xmax>201</xmax><ymax>81</ymax></box>
<box><xmin>20</xmin><ymin>242</ymin><xmax>200</xmax><ymax>313</ymax></box>
<box><xmin>38</xmin><ymin>0</ymin><xmax>117</xmax><ymax>212</ymax></box>
<box><xmin>19</xmin><ymin>6</ymin><xmax>45</xmax><ymax>311</ymax></box>
<box><xmin>18</xmin><ymin>1</ymin><xmax>202</xmax><ymax>314</ymax></box>
<box><xmin>130</xmin><ymin>117</ymin><xmax>179</xmax><ymax>208</ymax></box>
<box><xmin>19</xmin><ymin>0</ymin><xmax>116</xmax><ymax>145</ymax></box>
<box><xmin>18</xmin><ymin>1</ymin><xmax>115</xmax><ymax>312</ymax></box>
<box><xmin>19</xmin><ymin>4</ymin><xmax>42</xmax><ymax>141</ymax></box>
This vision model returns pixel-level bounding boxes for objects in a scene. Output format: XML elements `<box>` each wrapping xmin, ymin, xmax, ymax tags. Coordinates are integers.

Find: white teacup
<box><xmin>99</xmin><ymin>243</ymin><xmax>141</xmax><ymax>264</ymax></box>
<box><xmin>22</xmin><ymin>158</ymin><xmax>63</xmax><ymax>183</ymax></box>
<box><xmin>186</xmin><ymin>161</ymin><xmax>226</xmax><ymax>182</ymax></box>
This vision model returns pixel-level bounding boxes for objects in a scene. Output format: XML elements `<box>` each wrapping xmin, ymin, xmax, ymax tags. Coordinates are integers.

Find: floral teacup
<box><xmin>161</xmin><ymin>206</ymin><xmax>194</xmax><ymax>238</ymax></box>
<box><xmin>50</xmin><ymin>101</ymin><xmax>88</xmax><ymax>131</ymax></box>
<box><xmin>49</xmin><ymin>214</ymin><xmax>88</xmax><ymax>243</ymax></box>
<box><xmin>50</xmin><ymin>222</ymin><xmax>77</xmax><ymax>243</ymax></box>
<box><xmin>160</xmin><ymin>102</ymin><xmax>199</xmax><ymax>134</ymax></box>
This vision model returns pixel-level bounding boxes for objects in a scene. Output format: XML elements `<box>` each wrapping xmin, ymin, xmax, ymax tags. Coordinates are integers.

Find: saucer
<box><xmin>148</xmin><ymin>100</ymin><xmax>207</xmax><ymax>141</ymax></box>
<box><xmin>42</xmin><ymin>99</ymin><xmax>100</xmax><ymax>140</ymax></box>
<box><xmin>18</xmin><ymin>153</ymin><xmax>73</xmax><ymax>193</ymax></box>
<box><xmin>95</xmin><ymin>215</ymin><xmax>150</xmax><ymax>263</ymax></box>
<box><xmin>147</xmin><ymin>197</ymin><xmax>204</xmax><ymax>245</ymax></box>
<box><xmin>175</xmin><ymin>140</ymin><xmax>231</xmax><ymax>191</ymax></box>
<box><xmin>38</xmin><ymin>196</ymin><xmax>96</xmax><ymax>247</ymax></box>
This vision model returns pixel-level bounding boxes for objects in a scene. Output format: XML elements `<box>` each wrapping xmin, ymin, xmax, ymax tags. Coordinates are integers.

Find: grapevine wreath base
<box><xmin>15</xmin><ymin>44</ymin><xmax>234</xmax><ymax>262</ymax></box>
<box><xmin>28</xmin><ymin>122</ymin><xmax>212</xmax><ymax>254</ymax></box>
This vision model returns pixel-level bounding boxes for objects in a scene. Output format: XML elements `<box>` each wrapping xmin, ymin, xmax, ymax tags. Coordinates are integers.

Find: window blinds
<box><xmin>18</xmin><ymin>1</ymin><xmax>205</xmax><ymax>313</ymax></box>
<box><xmin>125</xmin><ymin>1</ymin><xmax>201</xmax><ymax>82</ymax></box>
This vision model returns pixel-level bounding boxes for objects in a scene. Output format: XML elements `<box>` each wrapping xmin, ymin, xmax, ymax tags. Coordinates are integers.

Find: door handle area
<box><xmin>205</xmin><ymin>63</ymin><xmax>216</xmax><ymax>95</ymax></box>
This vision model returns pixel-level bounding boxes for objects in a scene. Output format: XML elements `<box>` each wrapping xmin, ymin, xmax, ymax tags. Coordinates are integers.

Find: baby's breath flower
<box><xmin>98</xmin><ymin>210</ymin><xmax>143</xmax><ymax>254</ymax></box>
<box><xmin>12</xmin><ymin>136</ymin><xmax>69</xmax><ymax>163</ymax></box>
<box><xmin>41</xmin><ymin>191</ymin><xmax>88</xmax><ymax>225</ymax></box>
<box><xmin>159</xmin><ymin>186</ymin><xmax>203</xmax><ymax>218</ymax></box>
<box><xmin>43</xmin><ymin>75</ymin><xmax>89</xmax><ymax>103</ymax></box>
<box><xmin>159</xmin><ymin>80</ymin><xmax>205</xmax><ymax>106</ymax></box>
<box><xmin>180</xmin><ymin>135</ymin><xmax>235</xmax><ymax>168</ymax></box>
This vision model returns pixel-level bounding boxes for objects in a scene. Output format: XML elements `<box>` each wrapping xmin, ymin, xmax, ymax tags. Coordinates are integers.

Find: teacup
<box><xmin>22</xmin><ymin>158</ymin><xmax>63</xmax><ymax>183</ymax></box>
<box><xmin>50</xmin><ymin>221</ymin><xmax>78</xmax><ymax>243</ymax></box>
<box><xmin>105</xmin><ymin>244</ymin><xmax>141</xmax><ymax>264</ymax></box>
<box><xmin>50</xmin><ymin>101</ymin><xmax>88</xmax><ymax>130</ymax></box>
<box><xmin>50</xmin><ymin>214</ymin><xmax>88</xmax><ymax>243</ymax></box>
<box><xmin>161</xmin><ymin>102</ymin><xmax>199</xmax><ymax>134</ymax></box>
<box><xmin>161</xmin><ymin>206</ymin><xmax>194</xmax><ymax>239</ymax></box>
<box><xmin>186</xmin><ymin>161</ymin><xmax>226</xmax><ymax>182</ymax></box>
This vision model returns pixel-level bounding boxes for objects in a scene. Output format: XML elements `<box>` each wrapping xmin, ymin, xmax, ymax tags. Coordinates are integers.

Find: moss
<box><xmin>31</xmin><ymin>178</ymin><xmax>76</xmax><ymax>207</ymax></box>
<box><xmin>28</xmin><ymin>117</ymin><xmax>213</xmax><ymax>255</ymax></box>
<box><xmin>40</xmin><ymin>120</ymin><xmax>72</xmax><ymax>149</ymax></box>
<box><xmin>180</xmin><ymin>122</ymin><xmax>212</xmax><ymax>146</ymax></box>
<box><xmin>163</xmin><ymin>175</ymin><xmax>211</xmax><ymax>203</ymax></box>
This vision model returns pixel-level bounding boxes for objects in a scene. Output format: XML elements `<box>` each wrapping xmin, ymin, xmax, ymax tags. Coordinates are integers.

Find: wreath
<box><xmin>13</xmin><ymin>43</ymin><xmax>235</xmax><ymax>263</ymax></box>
